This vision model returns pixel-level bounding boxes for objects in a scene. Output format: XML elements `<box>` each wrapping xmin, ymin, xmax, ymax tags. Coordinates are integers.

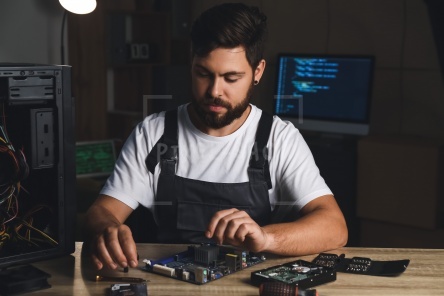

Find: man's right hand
<box><xmin>89</xmin><ymin>223</ymin><xmax>138</xmax><ymax>270</ymax></box>
<box><xmin>85</xmin><ymin>195</ymin><xmax>138</xmax><ymax>270</ymax></box>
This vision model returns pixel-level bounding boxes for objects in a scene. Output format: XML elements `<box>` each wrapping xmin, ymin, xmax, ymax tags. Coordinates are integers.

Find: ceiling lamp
<box><xmin>59</xmin><ymin>0</ymin><xmax>97</xmax><ymax>14</ymax></box>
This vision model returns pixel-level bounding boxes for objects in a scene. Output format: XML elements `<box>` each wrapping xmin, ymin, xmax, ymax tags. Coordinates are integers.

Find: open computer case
<box><xmin>0</xmin><ymin>64</ymin><xmax>75</xmax><ymax>294</ymax></box>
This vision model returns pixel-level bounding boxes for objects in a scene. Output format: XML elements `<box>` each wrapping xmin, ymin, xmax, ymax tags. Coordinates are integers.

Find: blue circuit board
<box><xmin>142</xmin><ymin>244</ymin><xmax>265</xmax><ymax>285</ymax></box>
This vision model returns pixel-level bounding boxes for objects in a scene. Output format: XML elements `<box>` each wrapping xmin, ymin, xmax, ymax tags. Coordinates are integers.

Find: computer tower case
<box><xmin>0</xmin><ymin>64</ymin><xmax>75</xmax><ymax>268</ymax></box>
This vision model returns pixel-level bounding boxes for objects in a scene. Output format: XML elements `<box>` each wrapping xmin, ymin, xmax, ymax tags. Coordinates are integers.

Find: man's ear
<box><xmin>254</xmin><ymin>59</ymin><xmax>266</xmax><ymax>83</ymax></box>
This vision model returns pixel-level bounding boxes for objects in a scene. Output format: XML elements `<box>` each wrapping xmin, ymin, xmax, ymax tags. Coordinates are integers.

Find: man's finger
<box><xmin>210</xmin><ymin>210</ymin><xmax>250</xmax><ymax>244</ymax></box>
<box><xmin>222</xmin><ymin>217</ymin><xmax>253</xmax><ymax>242</ymax></box>
<box><xmin>119</xmin><ymin>227</ymin><xmax>138</xmax><ymax>267</ymax></box>
<box><xmin>91</xmin><ymin>253</ymin><xmax>104</xmax><ymax>270</ymax></box>
<box><xmin>95</xmin><ymin>235</ymin><xmax>119</xmax><ymax>269</ymax></box>
<box><xmin>104</xmin><ymin>226</ymin><xmax>135</xmax><ymax>268</ymax></box>
<box><xmin>206</xmin><ymin>208</ymin><xmax>240</xmax><ymax>238</ymax></box>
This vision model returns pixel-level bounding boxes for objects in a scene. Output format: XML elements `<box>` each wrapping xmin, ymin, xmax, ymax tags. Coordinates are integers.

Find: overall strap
<box><xmin>145</xmin><ymin>109</ymin><xmax>178</xmax><ymax>174</ymax></box>
<box><xmin>249</xmin><ymin>111</ymin><xmax>273</xmax><ymax>189</ymax></box>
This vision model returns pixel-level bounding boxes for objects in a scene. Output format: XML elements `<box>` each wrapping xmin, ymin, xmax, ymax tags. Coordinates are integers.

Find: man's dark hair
<box><xmin>190</xmin><ymin>3</ymin><xmax>267</xmax><ymax>69</ymax></box>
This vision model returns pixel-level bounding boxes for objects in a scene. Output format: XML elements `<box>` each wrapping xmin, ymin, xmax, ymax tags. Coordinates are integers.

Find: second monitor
<box><xmin>274</xmin><ymin>54</ymin><xmax>374</xmax><ymax>136</ymax></box>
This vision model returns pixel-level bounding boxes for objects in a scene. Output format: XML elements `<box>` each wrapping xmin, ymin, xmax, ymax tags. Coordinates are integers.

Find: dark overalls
<box><xmin>145</xmin><ymin>108</ymin><xmax>273</xmax><ymax>243</ymax></box>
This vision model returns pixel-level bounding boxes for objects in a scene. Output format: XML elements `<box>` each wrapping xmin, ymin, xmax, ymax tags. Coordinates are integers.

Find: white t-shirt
<box><xmin>101</xmin><ymin>104</ymin><xmax>332</xmax><ymax>222</ymax></box>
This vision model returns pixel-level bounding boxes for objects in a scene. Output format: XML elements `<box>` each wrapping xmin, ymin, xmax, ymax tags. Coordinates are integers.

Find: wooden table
<box><xmin>30</xmin><ymin>242</ymin><xmax>444</xmax><ymax>295</ymax></box>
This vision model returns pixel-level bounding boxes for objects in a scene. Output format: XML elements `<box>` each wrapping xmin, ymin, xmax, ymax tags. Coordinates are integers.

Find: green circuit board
<box><xmin>251</xmin><ymin>259</ymin><xmax>336</xmax><ymax>289</ymax></box>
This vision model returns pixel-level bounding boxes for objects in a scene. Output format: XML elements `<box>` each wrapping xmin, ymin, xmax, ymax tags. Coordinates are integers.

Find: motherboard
<box><xmin>142</xmin><ymin>244</ymin><xmax>265</xmax><ymax>285</ymax></box>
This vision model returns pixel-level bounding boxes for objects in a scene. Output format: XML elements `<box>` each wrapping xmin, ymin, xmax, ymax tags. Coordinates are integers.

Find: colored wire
<box><xmin>0</xmin><ymin>185</ymin><xmax>15</xmax><ymax>206</ymax></box>
<box><xmin>0</xmin><ymin>102</ymin><xmax>57</xmax><ymax>249</ymax></box>
<box><xmin>13</xmin><ymin>205</ymin><xmax>58</xmax><ymax>246</ymax></box>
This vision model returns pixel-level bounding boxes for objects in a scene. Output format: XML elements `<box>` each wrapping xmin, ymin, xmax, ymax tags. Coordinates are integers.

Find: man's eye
<box><xmin>225</xmin><ymin>77</ymin><xmax>238</xmax><ymax>83</ymax></box>
<box><xmin>196</xmin><ymin>72</ymin><xmax>210</xmax><ymax>77</ymax></box>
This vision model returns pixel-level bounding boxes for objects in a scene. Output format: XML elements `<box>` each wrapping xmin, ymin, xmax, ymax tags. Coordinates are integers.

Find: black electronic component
<box><xmin>312</xmin><ymin>253</ymin><xmax>410</xmax><ymax>276</ymax></box>
<box><xmin>109</xmin><ymin>283</ymin><xmax>148</xmax><ymax>296</ymax></box>
<box><xmin>0</xmin><ymin>265</ymin><xmax>51</xmax><ymax>295</ymax></box>
<box><xmin>194</xmin><ymin>245</ymin><xmax>219</xmax><ymax>265</ymax></box>
<box><xmin>259</xmin><ymin>282</ymin><xmax>318</xmax><ymax>296</ymax></box>
<box><xmin>251</xmin><ymin>260</ymin><xmax>336</xmax><ymax>289</ymax></box>
<box><xmin>142</xmin><ymin>244</ymin><xmax>265</xmax><ymax>285</ymax></box>
<box><xmin>225</xmin><ymin>253</ymin><xmax>239</xmax><ymax>272</ymax></box>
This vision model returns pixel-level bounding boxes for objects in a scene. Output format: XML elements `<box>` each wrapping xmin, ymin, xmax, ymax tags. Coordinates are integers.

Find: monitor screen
<box><xmin>76</xmin><ymin>140</ymin><xmax>117</xmax><ymax>178</ymax></box>
<box><xmin>274</xmin><ymin>54</ymin><xmax>374</xmax><ymax>135</ymax></box>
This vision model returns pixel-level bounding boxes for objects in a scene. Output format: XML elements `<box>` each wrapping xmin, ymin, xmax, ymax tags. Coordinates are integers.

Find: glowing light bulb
<box><xmin>59</xmin><ymin>0</ymin><xmax>97</xmax><ymax>14</ymax></box>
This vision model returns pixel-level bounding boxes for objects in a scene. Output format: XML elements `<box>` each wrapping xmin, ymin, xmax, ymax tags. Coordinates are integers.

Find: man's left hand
<box><xmin>205</xmin><ymin>208</ymin><xmax>270</xmax><ymax>252</ymax></box>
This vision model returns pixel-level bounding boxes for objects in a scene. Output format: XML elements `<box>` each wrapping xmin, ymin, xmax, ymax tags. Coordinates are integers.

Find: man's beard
<box><xmin>191</xmin><ymin>83</ymin><xmax>253</xmax><ymax>129</ymax></box>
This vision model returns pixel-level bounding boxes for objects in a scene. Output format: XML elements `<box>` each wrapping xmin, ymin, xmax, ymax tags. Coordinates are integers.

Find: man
<box><xmin>85</xmin><ymin>2</ymin><xmax>347</xmax><ymax>271</ymax></box>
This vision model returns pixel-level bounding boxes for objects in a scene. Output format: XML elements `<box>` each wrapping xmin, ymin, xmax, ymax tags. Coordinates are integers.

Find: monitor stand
<box><xmin>0</xmin><ymin>265</ymin><xmax>51</xmax><ymax>295</ymax></box>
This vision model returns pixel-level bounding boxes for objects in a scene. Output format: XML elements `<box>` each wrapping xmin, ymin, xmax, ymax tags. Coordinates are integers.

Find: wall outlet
<box><xmin>31</xmin><ymin>108</ymin><xmax>55</xmax><ymax>168</ymax></box>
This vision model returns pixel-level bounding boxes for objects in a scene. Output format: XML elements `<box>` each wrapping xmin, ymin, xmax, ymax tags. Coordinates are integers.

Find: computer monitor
<box><xmin>76</xmin><ymin>140</ymin><xmax>117</xmax><ymax>179</ymax></box>
<box><xmin>274</xmin><ymin>54</ymin><xmax>374</xmax><ymax>135</ymax></box>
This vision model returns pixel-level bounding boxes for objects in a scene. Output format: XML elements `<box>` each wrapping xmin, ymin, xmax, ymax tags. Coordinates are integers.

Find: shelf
<box><xmin>103</xmin><ymin>0</ymin><xmax>155</xmax><ymax>12</ymax></box>
<box><xmin>108</xmin><ymin>110</ymin><xmax>143</xmax><ymax>116</ymax></box>
<box><xmin>110</xmin><ymin>63</ymin><xmax>168</xmax><ymax>69</ymax></box>
<box><xmin>69</xmin><ymin>0</ymin><xmax>185</xmax><ymax>142</ymax></box>
<box><xmin>106</xmin><ymin>12</ymin><xmax>171</xmax><ymax>66</ymax></box>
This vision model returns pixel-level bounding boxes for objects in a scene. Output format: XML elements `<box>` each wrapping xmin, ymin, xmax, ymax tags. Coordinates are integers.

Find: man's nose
<box><xmin>208</xmin><ymin>77</ymin><xmax>223</xmax><ymax>98</ymax></box>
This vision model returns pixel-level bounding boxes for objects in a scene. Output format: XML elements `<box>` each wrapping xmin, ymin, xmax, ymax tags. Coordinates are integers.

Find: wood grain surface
<box><xmin>30</xmin><ymin>242</ymin><xmax>444</xmax><ymax>295</ymax></box>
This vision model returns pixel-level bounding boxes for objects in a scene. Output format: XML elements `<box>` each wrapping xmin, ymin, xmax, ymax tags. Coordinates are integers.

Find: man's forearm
<box><xmin>262</xmin><ymin>205</ymin><xmax>348</xmax><ymax>256</ymax></box>
<box><xmin>85</xmin><ymin>204</ymin><xmax>121</xmax><ymax>238</ymax></box>
<box><xmin>84</xmin><ymin>195</ymin><xmax>134</xmax><ymax>240</ymax></box>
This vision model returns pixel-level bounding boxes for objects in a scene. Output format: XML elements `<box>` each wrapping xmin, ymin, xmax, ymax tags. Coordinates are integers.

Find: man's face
<box><xmin>190</xmin><ymin>46</ymin><xmax>255</xmax><ymax>129</ymax></box>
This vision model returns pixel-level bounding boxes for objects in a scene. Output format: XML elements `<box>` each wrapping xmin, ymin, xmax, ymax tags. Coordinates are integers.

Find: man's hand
<box><xmin>85</xmin><ymin>195</ymin><xmax>138</xmax><ymax>270</ymax></box>
<box><xmin>205</xmin><ymin>208</ymin><xmax>271</xmax><ymax>252</ymax></box>
<box><xmin>89</xmin><ymin>223</ymin><xmax>138</xmax><ymax>270</ymax></box>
